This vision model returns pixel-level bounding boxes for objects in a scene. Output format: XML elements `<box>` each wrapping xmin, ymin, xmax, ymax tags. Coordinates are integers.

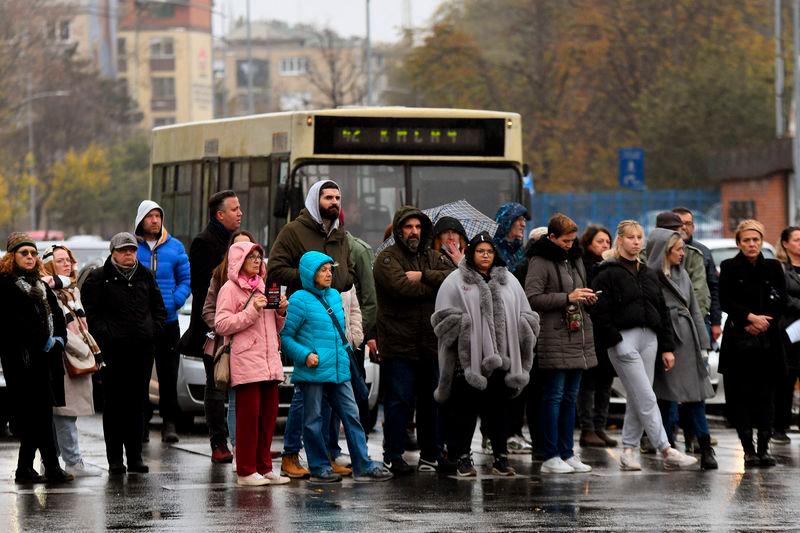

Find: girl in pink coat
<box><xmin>215</xmin><ymin>241</ymin><xmax>289</xmax><ymax>486</ymax></box>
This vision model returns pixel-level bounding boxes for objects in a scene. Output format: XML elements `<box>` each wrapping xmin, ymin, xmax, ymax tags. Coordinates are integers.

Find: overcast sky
<box><xmin>217</xmin><ymin>0</ymin><xmax>447</xmax><ymax>42</ymax></box>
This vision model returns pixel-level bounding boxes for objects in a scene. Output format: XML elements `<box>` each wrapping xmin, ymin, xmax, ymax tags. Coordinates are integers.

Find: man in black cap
<box><xmin>82</xmin><ymin>232</ymin><xmax>166</xmax><ymax>475</ymax></box>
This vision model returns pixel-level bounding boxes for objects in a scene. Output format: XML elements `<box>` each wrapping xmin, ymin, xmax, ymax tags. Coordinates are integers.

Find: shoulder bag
<box><xmin>214</xmin><ymin>289</ymin><xmax>257</xmax><ymax>392</ymax></box>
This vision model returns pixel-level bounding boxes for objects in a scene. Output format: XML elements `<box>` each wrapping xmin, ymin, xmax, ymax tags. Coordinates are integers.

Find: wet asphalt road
<box><xmin>1</xmin><ymin>414</ymin><xmax>800</xmax><ymax>532</ymax></box>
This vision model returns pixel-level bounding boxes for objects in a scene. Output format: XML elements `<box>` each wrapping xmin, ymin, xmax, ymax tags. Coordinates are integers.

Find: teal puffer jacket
<box><xmin>280</xmin><ymin>251</ymin><xmax>351</xmax><ymax>384</ymax></box>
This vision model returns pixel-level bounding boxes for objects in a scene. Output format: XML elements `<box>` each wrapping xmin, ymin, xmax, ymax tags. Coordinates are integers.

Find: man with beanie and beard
<box><xmin>82</xmin><ymin>232</ymin><xmax>166</xmax><ymax>475</ymax></box>
<box><xmin>267</xmin><ymin>179</ymin><xmax>357</xmax><ymax>479</ymax></box>
<box><xmin>134</xmin><ymin>200</ymin><xmax>191</xmax><ymax>444</ymax></box>
<box><xmin>373</xmin><ymin>206</ymin><xmax>456</xmax><ymax>475</ymax></box>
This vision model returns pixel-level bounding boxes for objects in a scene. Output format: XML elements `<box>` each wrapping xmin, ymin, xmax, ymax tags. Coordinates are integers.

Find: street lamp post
<box><xmin>23</xmin><ymin>73</ymin><xmax>70</xmax><ymax>230</ymax></box>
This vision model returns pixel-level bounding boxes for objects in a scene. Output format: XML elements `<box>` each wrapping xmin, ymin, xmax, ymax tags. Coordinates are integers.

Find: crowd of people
<box><xmin>1</xmin><ymin>179</ymin><xmax>797</xmax><ymax>485</ymax></box>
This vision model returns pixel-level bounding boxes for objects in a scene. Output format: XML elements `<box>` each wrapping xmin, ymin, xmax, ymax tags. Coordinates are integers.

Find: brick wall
<box><xmin>720</xmin><ymin>171</ymin><xmax>788</xmax><ymax>245</ymax></box>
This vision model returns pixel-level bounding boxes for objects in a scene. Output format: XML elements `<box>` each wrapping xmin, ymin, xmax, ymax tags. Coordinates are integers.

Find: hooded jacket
<box><xmin>280</xmin><ymin>251</ymin><xmax>351</xmax><ymax>384</ymax></box>
<box><xmin>214</xmin><ymin>242</ymin><xmax>284</xmax><ymax>387</ymax></box>
<box><xmin>493</xmin><ymin>202</ymin><xmax>529</xmax><ymax>274</ymax></box>
<box><xmin>134</xmin><ymin>200</ymin><xmax>191</xmax><ymax>323</ymax></box>
<box><xmin>373</xmin><ymin>206</ymin><xmax>456</xmax><ymax>360</ymax></box>
<box><xmin>524</xmin><ymin>236</ymin><xmax>597</xmax><ymax>370</ymax></box>
<box><xmin>646</xmin><ymin>229</ymin><xmax>713</xmax><ymax>402</ymax></box>
<box><xmin>267</xmin><ymin>180</ymin><xmax>354</xmax><ymax>294</ymax></box>
<box><xmin>432</xmin><ymin>257</ymin><xmax>539</xmax><ymax>402</ymax></box>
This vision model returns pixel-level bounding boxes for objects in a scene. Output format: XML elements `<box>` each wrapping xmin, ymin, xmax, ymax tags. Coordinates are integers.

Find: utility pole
<box><xmin>778</xmin><ymin>0</ymin><xmax>786</xmax><ymax>137</ymax></box>
<box><xmin>26</xmin><ymin>74</ymin><xmax>35</xmax><ymax>230</ymax></box>
<box><xmin>245</xmin><ymin>0</ymin><xmax>254</xmax><ymax>114</ymax></box>
<box><xmin>792</xmin><ymin>0</ymin><xmax>800</xmax><ymax>223</ymax></box>
<box><xmin>365</xmin><ymin>0</ymin><xmax>372</xmax><ymax>106</ymax></box>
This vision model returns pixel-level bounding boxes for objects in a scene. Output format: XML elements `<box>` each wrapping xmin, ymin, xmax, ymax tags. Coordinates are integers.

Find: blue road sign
<box><xmin>619</xmin><ymin>148</ymin><xmax>645</xmax><ymax>190</ymax></box>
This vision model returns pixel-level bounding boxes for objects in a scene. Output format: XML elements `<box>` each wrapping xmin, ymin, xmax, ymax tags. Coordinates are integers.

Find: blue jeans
<box><xmin>283</xmin><ymin>385</ymin><xmax>337</xmax><ymax>457</ymax></box>
<box><xmin>299</xmin><ymin>381</ymin><xmax>377</xmax><ymax>476</ymax></box>
<box><xmin>321</xmin><ymin>403</ymin><xmax>343</xmax><ymax>459</ymax></box>
<box><xmin>382</xmin><ymin>357</ymin><xmax>442</xmax><ymax>463</ymax></box>
<box><xmin>540</xmin><ymin>369</ymin><xmax>582</xmax><ymax>461</ymax></box>
<box><xmin>659</xmin><ymin>400</ymin><xmax>710</xmax><ymax>444</ymax></box>
<box><xmin>53</xmin><ymin>415</ymin><xmax>82</xmax><ymax>466</ymax></box>
<box><xmin>227</xmin><ymin>388</ymin><xmax>236</xmax><ymax>447</ymax></box>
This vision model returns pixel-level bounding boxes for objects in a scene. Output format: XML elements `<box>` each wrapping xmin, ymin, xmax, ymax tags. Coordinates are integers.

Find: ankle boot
<box><xmin>698</xmin><ymin>435</ymin><xmax>717</xmax><ymax>470</ymax></box>
<box><xmin>739</xmin><ymin>429</ymin><xmax>758</xmax><ymax>467</ymax></box>
<box><xmin>757</xmin><ymin>431</ymin><xmax>776</xmax><ymax>467</ymax></box>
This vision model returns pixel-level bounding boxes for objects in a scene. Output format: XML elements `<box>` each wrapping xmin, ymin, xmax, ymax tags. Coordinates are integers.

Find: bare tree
<box><xmin>305</xmin><ymin>28</ymin><xmax>366</xmax><ymax>108</ymax></box>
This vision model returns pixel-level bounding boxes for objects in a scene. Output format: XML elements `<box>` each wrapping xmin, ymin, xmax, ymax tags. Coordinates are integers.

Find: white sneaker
<box><xmin>620</xmin><ymin>448</ymin><xmax>642</xmax><ymax>471</ymax></box>
<box><xmin>263</xmin><ymin>471</ymin><xmax>290</xmax><ymax>485</ymax></box>
<box><xmin>564</xmin><ymin>455</ymin><xmax>592</xmax><ymax>473</ymax></box>
<box><xmin>662</xmin><ymin>447</ymin><xmax>698</xmax><ymax>469</ymax></box>
<box><xmin>237</xmin><ymin>473</ymin><xmax>269</xmax><ymax>486</ymax></box>
<box><xmin>65</xmin><ymin>460</ymin><xmax>102</xmax><ymax>477</ymax></box>
<box><xmin>540</xmin><ymin>457</ymin><xmax>575</xmax><ymax>474</ymax></box>
<box><xmin>333</xmin><ymin>454</ymin><xmax>351</xmax><ymax>468</ymax></box>
<box><xmin>232</xmin><ymin>446</ymin><xmax>236</xmax><ymax>471</ymax></box>
<box><xmin>507</xmin><ymin>435</ymin><xmax>533</xmax><ymax>454</ymax></box>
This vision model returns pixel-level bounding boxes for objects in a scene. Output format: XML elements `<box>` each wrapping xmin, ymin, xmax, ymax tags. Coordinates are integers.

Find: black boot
<box><xmin>739</xmin><ymin>429</ymin><xmax>759</xmax><ymax>468</ymax></box>
<box><xmin>757</xmin><ymin>431</ymin><xmax>777</xmax><ymax>467</ymax></box>
<box><xmin>698</xmin><ymin>434</ymin><xmax>718</xmax><ymax>470</ymax></box>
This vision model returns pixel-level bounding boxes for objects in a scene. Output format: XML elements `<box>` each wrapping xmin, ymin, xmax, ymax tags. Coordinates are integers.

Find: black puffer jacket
<box><xmin>590</xmin><ymin>257</ymin><xmax>675</xmax><ymax>354</ymax></box>
<box><xmin>82</xmin><ymin>258</ymin><xmax>167</xmax><ymax>354</ymax></box>
<box><xmin>0</xmin><ymin>272</ymin><xmax>67</xmax><ymax>407</ymax></box>
<box><xmin>374</xmin><ymin>206</ymin><xmax>455</xmax><ymax>360</ymax></box>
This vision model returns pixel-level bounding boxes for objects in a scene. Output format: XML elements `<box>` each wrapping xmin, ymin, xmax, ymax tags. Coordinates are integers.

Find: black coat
<box><xmin>0</xmin><ymin>272</ymin><xmax>67</xmax><ymax>407</ymax></box>
<box><xmin>183</xmin><ymin>221</ymin><xmax>230</xmax><ymax>356</ymax></box>
<box><xmin>590</xmin><ymin>258</ymin><xmax>675</xmax><ymax>354</ymax></box>
<box><xmin>583</xmin><ymin>252</ymin><xmax>614</xmax><ymax>376</ymax></box>
<box><xmin>783</xmin><ymin>262</ymin><xmax>800</xmax><ymax>369</ymax></box>
<box><xmin>719</xmin><ymin>252</ymin><xmax>786</xmax><ymax>377</ymax></box>
<box><xmin>82</xmin><ymin>258</ymin><xmax>166</xmax><ymax>356</ymax></box>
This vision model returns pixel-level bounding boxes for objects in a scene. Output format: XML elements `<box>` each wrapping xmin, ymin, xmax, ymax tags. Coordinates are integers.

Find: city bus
<box><xmin>149</xmin><ymin>107</ymin><xmax>525</xmax><ymax>249</ymax></box>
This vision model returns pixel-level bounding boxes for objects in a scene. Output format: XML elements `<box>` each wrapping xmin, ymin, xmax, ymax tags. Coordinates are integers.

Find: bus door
<box><xmin>268</xmin><ymin>155</ymin><xmax>292</xmax><ymax>247</ymax></box>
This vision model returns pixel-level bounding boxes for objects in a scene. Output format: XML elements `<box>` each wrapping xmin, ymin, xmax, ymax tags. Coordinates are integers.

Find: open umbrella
<box><xmin>377</xmin><ymin>200</ymin><xmax>498</xmax><ymax>254</ymax></box>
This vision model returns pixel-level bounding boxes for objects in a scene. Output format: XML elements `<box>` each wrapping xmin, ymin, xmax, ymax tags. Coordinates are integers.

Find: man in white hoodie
<box><xmin>134</xmin><ymin>200</ymin><xmax>191</xmax><ymax>443</ymax></box>
<box><xmin>267</xmin><ymin>180</ymin><xmax>357</xmax><ymax>478</ymax></box>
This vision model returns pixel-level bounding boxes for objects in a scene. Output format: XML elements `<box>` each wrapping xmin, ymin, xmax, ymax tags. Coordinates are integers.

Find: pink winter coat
<box><xmin>215</xmin><ymin>242</ymin><xmax>284</xmax><ymax>387</ymax></box>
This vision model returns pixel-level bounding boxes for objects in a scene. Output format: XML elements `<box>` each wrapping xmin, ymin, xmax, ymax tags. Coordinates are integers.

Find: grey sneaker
<box><xmin>354</xmin><ymin>465</ymin><xmax>393</xmax><ymax>482</ymax></box>
<box><xmin>507</xmin><ymin>435</ymin><xmax>533</xmax><ymax>454</ymax></box>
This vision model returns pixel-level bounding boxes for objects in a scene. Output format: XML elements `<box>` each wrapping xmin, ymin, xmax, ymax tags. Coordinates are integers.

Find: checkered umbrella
<box><xmin>377</xmin><ymin>200</ymin><xmax>498</xmax><ymax>254</ymax></box>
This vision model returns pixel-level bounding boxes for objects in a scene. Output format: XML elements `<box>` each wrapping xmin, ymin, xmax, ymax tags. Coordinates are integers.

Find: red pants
<box><xmin>235</xmin><ymin>381</ymin><xmax>279</xmax><ymax>477</ymax></box>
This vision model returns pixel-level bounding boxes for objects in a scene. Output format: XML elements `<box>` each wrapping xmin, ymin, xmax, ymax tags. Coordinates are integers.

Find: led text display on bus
<box><xmin>313</xmin><ymin>116</ymin><xmax>505</xmax><ymax>156</ymax></box>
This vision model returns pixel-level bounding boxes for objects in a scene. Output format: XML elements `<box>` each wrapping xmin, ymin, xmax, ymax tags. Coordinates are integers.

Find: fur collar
<box><xmin>528</xmin><ymin>236</ymin><xmax>583</xmax><ymax>263</ymax></box>
<box><xmin>458</xmin><ymin>261</ymin><xmax>508</xmax><ymax>286</ymax></box>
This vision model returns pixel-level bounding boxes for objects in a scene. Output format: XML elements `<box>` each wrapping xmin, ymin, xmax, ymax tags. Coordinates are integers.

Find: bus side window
<box><xmin>272</xmin><ymin>159</ymin><xmax>292</xmax><ymax>218</ymax></box>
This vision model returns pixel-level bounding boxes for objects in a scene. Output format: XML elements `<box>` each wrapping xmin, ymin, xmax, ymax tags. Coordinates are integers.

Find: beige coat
<box><xmin>52</xmin><ymin>287</ymin><xmax>94</xmax><ymax>417</ymax></box>
<box><xmin>341</xmin><ymin>287</ymin><xmax>364</xmax><ymax>348</ymax></box>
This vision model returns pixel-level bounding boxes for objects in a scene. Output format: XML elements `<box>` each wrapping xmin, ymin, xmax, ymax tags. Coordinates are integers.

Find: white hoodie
<box><xmin>304</xmin><ymin>179</ymin><xmax>341</xmax><ymax>233</ymax></box>
<box><xmin>135</xmin><ymin>200</ymin><xmax>166</xmax><ymax>241</ymax></box>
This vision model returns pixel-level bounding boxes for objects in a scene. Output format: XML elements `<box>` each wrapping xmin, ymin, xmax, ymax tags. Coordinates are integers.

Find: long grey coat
<box><xmin>646</xmin><ymin>229</ymin><xmax>713</xmax><ymax>402</ymax></box>
<box><xmin>524</xmin><ymin>237</ymin><xmax>597</xmax><ymax>370</ymax></box>
<box><xmin>431</xmin><ymin>261</ymin><xmax>540</xmax><ymax>402</ymax></box>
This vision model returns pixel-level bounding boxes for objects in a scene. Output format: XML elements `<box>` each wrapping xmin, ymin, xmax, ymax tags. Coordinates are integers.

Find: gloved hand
<box><xmin>43</xmin><ymin>336</ymin><xmax>65</xmax><ymax>352</ymax></box>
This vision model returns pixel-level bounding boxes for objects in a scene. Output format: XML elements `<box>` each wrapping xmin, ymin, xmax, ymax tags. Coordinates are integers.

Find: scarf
<box><xmin>242</xmin><ymin>274</ymin><xmax>261</xmax><ymax>291</ymax></box>
<box><xmin>111</xmin><ymin>257</ymin><xmax>138</xmax><ymax>281</ymax></box>
<box><xmin>13</xmin><ymin>267</ymin><xmax>54</xmax><ymax>338</ymax></box>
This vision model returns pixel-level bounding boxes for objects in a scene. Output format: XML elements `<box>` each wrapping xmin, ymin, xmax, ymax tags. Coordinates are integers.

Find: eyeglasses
<box><xmin>475</xmin><ymin>249</ymin><xmax>495</xmax><ymax>256</ymax></box>
<box><xmin>17</xmin><ymin>249</ymin><xmax>38</xmax><ymax>257</ymax></box>
<box><xmin>245</xmin><ymin>255</ymin><xmax>263</xmax><ymax>262</ymax></box>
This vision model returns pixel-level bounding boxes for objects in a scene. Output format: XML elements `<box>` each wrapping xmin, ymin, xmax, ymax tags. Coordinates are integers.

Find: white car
<box><xmin>611</xmin><ymin>238</ymin><xmax>776</xmax><ymax>409</ymax></box>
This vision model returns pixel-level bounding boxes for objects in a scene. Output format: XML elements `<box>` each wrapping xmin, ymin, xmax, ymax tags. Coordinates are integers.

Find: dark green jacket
<box><xmin>347</xmin><ymin>232</ymin><xmax>377</xmax><ymax>340</ymax></box>
<box><xmin>267</xmin><ymin>209</ymin><xmax>355</xmax><ymax>294</ymax></box>
<box><xmin>374</xmin><ymin>206</ymin><xmax>455</xmax><ymax>360</ymax></box>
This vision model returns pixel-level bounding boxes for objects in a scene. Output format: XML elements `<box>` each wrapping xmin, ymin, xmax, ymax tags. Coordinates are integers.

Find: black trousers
<box><xmin>203</xmin><ymin>355</ymin><xmax>228</xmax><ymax>447</ymax></box>
<box><xmin>726</xmin><ymin>369</ymin><xmax>775</xmax><ymax>450</ymax></box>
<box><xmin>442</xmin><ymin>371</ymin><xmax>510</xmax><ymax>459</ymax></box>
<box><xmin>103</xmin><ymin>344</ymin><xmax>152</xmax><ymax>465</ymax></box>
<box><xmin>15</xmin><ymin>385</ymin><xmax>60</xmax><ymax>472</ymax></box>
<box><xmin>774</xmin><ymin>367</ymin><xmax>799</xmax><ymax>432</ymax></box>
<box><xmin>149</xmin><ymin>320</ymin><xmax>180</xmax><ymax>423</ymax></box>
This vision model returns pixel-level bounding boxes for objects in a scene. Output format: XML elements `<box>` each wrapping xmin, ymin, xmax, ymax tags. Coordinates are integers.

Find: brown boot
<box><xmin>595</xmin><ymin>429</ymin><xmax>618</xmax><ymax>447</ymax></box>
<box><xmin>331</xmin><ymin>462</ymin><xmax>352</xmax><ymax>476</ymax></box>
<box><xmin>579</xmin><ymin>430</ymin><xmax>606</xmax><ymax>447</ymax></box>
<box><xmin>280</xmin><ymin>453</ymin><xmax>310</xmax><ymax>479</ymax></box>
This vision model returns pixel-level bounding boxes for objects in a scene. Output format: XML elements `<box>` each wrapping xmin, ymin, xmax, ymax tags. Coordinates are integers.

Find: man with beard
<box><xmin>267</xmin><ymin>179</ymin><xmax>356</xmax><ymax>478</ymax></box>
<box><xmin>373</xmin><ymin>206</ymin><xmax>456</xmax><ymax>475</ymax></box>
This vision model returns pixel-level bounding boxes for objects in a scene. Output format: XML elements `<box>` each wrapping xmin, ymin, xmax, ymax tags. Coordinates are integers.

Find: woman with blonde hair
<box><xmin>591</xmin><ymin>221</ymin><xmax>697</xmax><ymax>471</ymax></box>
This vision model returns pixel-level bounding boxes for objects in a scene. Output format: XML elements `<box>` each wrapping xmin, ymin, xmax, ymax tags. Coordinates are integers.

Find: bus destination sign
<box><xmin>314</xmin><ymin>116</ymin><xmax>505</xmax><ymax>156</ymax></box>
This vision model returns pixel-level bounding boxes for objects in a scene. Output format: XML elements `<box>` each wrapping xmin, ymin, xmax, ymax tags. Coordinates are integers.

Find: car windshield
<box><xmin>295</xmin><ymin>163</ymin><xmax>519</xmax><ymax>249</ymax></box>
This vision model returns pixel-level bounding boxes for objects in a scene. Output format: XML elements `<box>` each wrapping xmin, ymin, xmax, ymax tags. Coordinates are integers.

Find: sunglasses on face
<box><xmin>17</xmin><ymin>249</ymin><xmax>38</xmax><ymax>257</ymax></box>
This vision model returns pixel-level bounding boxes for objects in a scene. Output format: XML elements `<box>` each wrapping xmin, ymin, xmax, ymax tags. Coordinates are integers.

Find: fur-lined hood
<box><xmin>527</xmin><ymin>235</ymin><xmax>583</xmax><ymax>263</ymax></box>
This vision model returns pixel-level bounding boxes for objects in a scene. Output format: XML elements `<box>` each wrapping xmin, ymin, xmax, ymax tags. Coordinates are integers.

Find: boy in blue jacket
<box><xmin>280</xmin><ymin>251</ymin><xmax>392</xmax><ymax>483</ymax></box>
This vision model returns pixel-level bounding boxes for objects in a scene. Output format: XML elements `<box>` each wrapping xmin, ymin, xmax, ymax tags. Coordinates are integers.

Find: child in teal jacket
<box><xmin>280</xmin><ymin>251</ymin><xmax>392</xmax><ymax>483</ymax></box>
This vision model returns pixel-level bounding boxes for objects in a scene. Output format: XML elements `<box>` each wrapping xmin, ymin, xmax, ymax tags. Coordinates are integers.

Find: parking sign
<box><xmin>619</xmin><ymin>148</ymin><xmax>645</xmax><ymax>190</ymax></box>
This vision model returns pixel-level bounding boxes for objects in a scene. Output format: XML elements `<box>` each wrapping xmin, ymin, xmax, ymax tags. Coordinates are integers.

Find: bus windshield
<box><xmin>294</xmin><ymin>163</ymin><xmax>519</xmax><ymax>249</ymax></box>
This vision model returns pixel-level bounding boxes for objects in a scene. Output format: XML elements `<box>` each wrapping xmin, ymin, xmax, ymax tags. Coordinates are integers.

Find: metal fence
<box><xmin>530</xmin><ymin>189</ymin><xmax>722</xmax><ymax>240</ymax></box>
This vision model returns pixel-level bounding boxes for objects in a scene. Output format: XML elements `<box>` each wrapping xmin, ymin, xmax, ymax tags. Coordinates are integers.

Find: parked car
<box><xmin>610</xmin><ymin>238</ymin><xmax>775</xmax><ymax>411</ymax></box>
<box><xmin>148</xmin><ymin>298</ymin><xmax>381</xmax><ymax>430</ymax></box>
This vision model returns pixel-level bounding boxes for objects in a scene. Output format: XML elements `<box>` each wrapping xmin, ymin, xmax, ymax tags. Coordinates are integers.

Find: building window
<box><xmin>151</xmin><ymin>77</ymin><xmax>176</xmax><ymax>111</ymax></box>
<box><xmin>236</xmin><ymin>59</ymin><xmax>269</xmax><ymax>88</ymax></box>
<box><xmin>150</xmin><ymin>37</ymin><xmax>175</xmax><ymax>71</ymax></box>
<box><xmin>117</xmin><ymin>37</ymin><xmax>127</xmax><ymax>72</ymax></box>
<box><xmin>59</xmin><ymin>20</ymin><xmax>70</xmax><ymax>41</ymax></box>
<box><xmin>728</xmin><ymin>200</ymin><xmax>756</xmax><ymax>232</ymax></box>
<box><xmin>279</xmin><ymin>92</ymin><xmax>311</xmax><ymax>111</ymax></box>
<box><xmin>148</xmin><ymin>4</ymin><xmax>176</xmax><ymax>18</ymax></box>
<box><xmin>153</xmin><ymin>117</ymin><xmax>176</xmax><ymax>127</ymax></box>
<box><xmin>279</xmin><ymin>57</ymin><xmax>308</xmax><ymax>76</ymax></box>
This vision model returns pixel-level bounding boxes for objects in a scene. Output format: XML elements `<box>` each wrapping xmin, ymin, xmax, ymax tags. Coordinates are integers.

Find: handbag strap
<box><xmin>224</xmin><ymin>289</ymin><xmax>258</xmax><ymax>346</ymax></box>
<box><xmin>310</xmin><ymin>292</ymin><xmax>351</xmax><ymax>352</ymax></box>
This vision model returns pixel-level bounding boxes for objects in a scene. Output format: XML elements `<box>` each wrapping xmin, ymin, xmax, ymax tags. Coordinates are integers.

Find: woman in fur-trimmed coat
<box><xmin>432</xmin><ymin>232</ymin><xmax>539</xmax><ymax>476</ymax></box>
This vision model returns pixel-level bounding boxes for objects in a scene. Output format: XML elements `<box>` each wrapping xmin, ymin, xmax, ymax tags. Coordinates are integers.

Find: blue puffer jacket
<box><xmin>135</xmin><ymin>200</ymin><xmax>191</xmax><ymax>323</ymax></box>
<box><xmin>280</xmin><ymin>251</ymin><xmax>350</xmax><ymax>384</ymax></box>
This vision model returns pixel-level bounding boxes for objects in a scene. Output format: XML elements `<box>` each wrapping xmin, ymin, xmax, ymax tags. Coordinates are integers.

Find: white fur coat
<box><xmin>431</xmin><ymin>261</ymin><xmax>540</xmax><ymax>402</ymax></box>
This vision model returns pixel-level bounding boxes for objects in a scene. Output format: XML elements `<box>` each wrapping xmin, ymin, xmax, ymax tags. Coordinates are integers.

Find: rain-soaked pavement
<box><xmin>2</xmin><ymin>413</ymin><xmax>800</xmax><ymax>532</ymax></box>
